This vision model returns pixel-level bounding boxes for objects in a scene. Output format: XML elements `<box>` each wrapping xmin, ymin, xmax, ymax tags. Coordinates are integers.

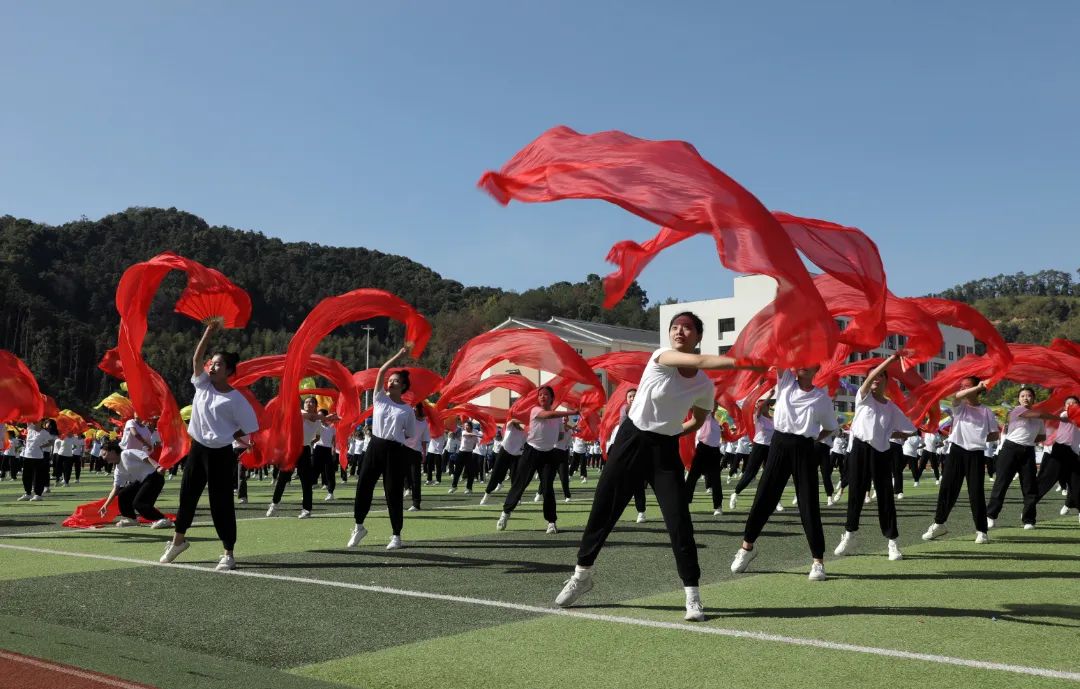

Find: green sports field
<box><xmin>0</xmin><ymin>469</ymin><xmax>1077</xmax><ymax>689</ymax></box>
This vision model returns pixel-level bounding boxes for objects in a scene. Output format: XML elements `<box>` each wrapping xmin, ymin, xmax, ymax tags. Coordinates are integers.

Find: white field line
<box><xmin>0</xmin><ymin>542</ymin><xmax>1077</xmax><ymax>682</ymax></box>
<box><xmin>0</xmin><ymin>649</ymin><xmax>152</xmax><ymax>689</ymax></box>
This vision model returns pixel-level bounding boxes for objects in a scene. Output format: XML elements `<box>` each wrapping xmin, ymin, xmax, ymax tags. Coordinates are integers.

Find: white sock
<box><xmin>684</xmin><ymin>585</ymin><xmax>700</xmax><ymax>601</ymax></box>
<box><xmin>573</xmin><ymin>565</ymin><xmax>593</xmax><ymax>579</ymax></box>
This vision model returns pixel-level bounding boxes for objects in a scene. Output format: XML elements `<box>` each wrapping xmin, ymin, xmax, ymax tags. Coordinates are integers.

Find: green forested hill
<box><xmin>0</xmin><ymin>207</ymin><xmax>658</xmax><ymax>414</ymax></box>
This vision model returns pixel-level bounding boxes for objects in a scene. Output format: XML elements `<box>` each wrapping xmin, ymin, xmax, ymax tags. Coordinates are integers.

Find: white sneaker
<box><xmin>864</xmin><ymin>495</ymin><xmax>871</xmax><ymax>504</ymax></box>
<box><xmin>1061</xmin><ymin>505</ymin><xmax>1071</xmax><ymax>516</ymax></box>
<box><xmin>533</xmin><ymin>493</ymin><xmax>541</xmax><ymax>503</ymax></box>
<box><xmin>935</xmin><ymin>479</ymin><xmax>940</xmax><ymax>485</ymax></box>
<box><xmin>922</xmin><ymin>523</ymin><xmax>947</xmax><ymax>540</ymax></box>
<box><xmin>684</xmin><ymin>597</ymin><xmax>705</xmax><ymax>622</ymax></box>
<box><xmin>826</xmin><ymin>496</ymin><xmax>835</xmax><ymax>507</ymax></box>
<box><xmin>729</xmin><ymin>493</ymin><xmax>738</xmax><ymax>510</ymax></box>
<box><xmin>989</xmin><ymin>477</ymin><xmax>995</xmax><ymax>483</ymax></box>
<box><xmin>43</xmin><ymin>486</ymin><xmax>50</xmax><ymax>494</ymax></box>
<box><xmin>479</xmin><ymin>493</ymin><xmax>490</xmax><ymax>506</ymax></box>
<box><xmin>808</xmin><ymin>562</ymin><xmax>827</xmax><ymax>581</ymax></box>
<box><xmin>496</xmin><ymin>512</ymin><xmax>509</xmax><ymax>531</ymax></box>
<box><xmin>869</xmin><ymin>491</ymin><xmax>876</xmax><ymax>501</ymax></box>
<box><xmin>62</xmin><ymin>481</ymin><xmax>68</xmax><ymax>487</ymax></box>
<box><xmin>159</xmin><ymin>541</ymin><xmax>189</xmax><ymax>563</ymax></box>
<box><xmin>407</xmin><ymin>505</ymin><xmax>419</xmax><ymax>512</ymax></box>
<box><xmin>463</xmin><ymin>489</ymin><xmax>472</xmax><ymax>495</ymax></box>
<box><xmin>447</xmin><ymin>487</ymin><xmax>456</xmax><ymax>494</ymax></box>
<box><xmin>896</xmin><ymin>493</ymin><xmax>904</xmax><ymax>500</ymax></box>
<box><xmin>149</xmin><ymin>518</ymin><xmax>172</xmax><ymax>530</ymax></box>
<box><xmin>386</xmin><ymin>535</ymin><xmax>403</xmax><ymax>550</ymax></box>
<box><xmin>975</xmin><ymin>531</ymin><xmax>989</xmax><ymax>544</ymax></box>
<box><xmin>791</xmin><ymin>495</ymin><xmax>798</xmax><ymax>506</ymax></box>
<box><xmin>266</xmin><ymin>503</ymin><xmax>278</xmax><ymax>517</ymax></box>
<box><xmin>403</xmin><ymin>489</ymin><xmax>411</xmax><ymax>497</ymax></box>
<box><xmin>706</xmin><ymin>487</ymin><xmax>713</xmax><ymax>494</ymax></box>
<box><xmin>29</xmin><ymin>495</ymin><xmax>43</xmax><ymax>502</ymax></box>
<box><xmin>324</xmin><ymin>493</ymin><xmax>335</xmax><ymax>501</ymax></box>
<box><xmin>347</xmin><ymin>524</ymin><xmax>368</xmax><ymax>548</ymax></box>
<box><xmin>834</xmin><ymin>531</ymin><xmax>857</xmax><ymax>556</ymax></box>
<box><xmin>238</xmin><ymin>497</ymin><xmax>247</xmax><ymax>504</ymax></box>
<box><xmin>713</xmin><ymin>509</ymin><xmax>723</xmax><ymax>517</ymax></box>
<box><xmin>16</xmin><ymin>494</ymin><xmax>30</xmax><ymax>502</ymax></box>
<box><xmin>1023</xmin><ymin>523</ymin><xmax>1035</xmax><ymax>530</ymax></box>
<box><xmin>635</xmin><ymin>512</ymin><xmax>646</xmax><ymax>523</ymax></box>
<box><xmin>913</xmin><ymin>481</ymin><xmax>919</xmax><ymax>488</ymax></box>
<box><xmin>546</xmin><ymin>522</ymin><xmax>558</xmax><ymax>534</ymax></box>
<box><xmin>555</xmin><ymin>574</ymin><xmax>593</xmax><ymax>607</ymax></box>
<box><xmin>987</xmin><ymin>516</ymin><xmax>996</xmax><ymax>529</ymax></box>
<box><xmin>731</xmin><ymin>547</ymin><xmax>758</xmax><ymax>573</ymax></box>
<box><xmin>298</xmin><ymin>509</ymin><xmax>312</xmax><ymax>519</ymax></box>
<box><xmin>215</xmin><ymin>554</ymin><xmax>236</xmax><ymax>572</ymax></box>
<box><xmin>726</xmin><ymin>475</ymin><xmax>732</xmax><ymax>484</ymax></box>
<box><xmin>495</xmin><ymin>483</ymin><xmax>503</xmax><ymax>491</ymax></box>
<box><xmin>564</xmin><ymin>497</ymin><xmax>572</xmax><ymax>503</ymax></box>
<box><xmin>115</xmin><ymin>517</ymin><xmax>138</xmax><ymax>527</ymax></box>
<box><xmin>887</xmin><ymin>539</ymin><xmax>903</xmax><ymax>561</ymax></box>
<box><xmin>580</xmin><ymin>477</ymin><xmax>587</xmax><ymax>484</ymax></box>
<box><xmin>774</xmin><ymin>503</ymin><xmax>784</xmax><ymax>513</ymax></box>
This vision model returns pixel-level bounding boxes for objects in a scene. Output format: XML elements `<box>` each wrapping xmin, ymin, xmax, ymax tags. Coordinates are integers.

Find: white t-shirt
<box><xmin>371</xmin><ymin>390</ymin><xmax>416</xmax><ymax>444</ymax></box>
<box><xmin>502</xmin><ymin>424</ymin><xmax>526</xmax><ymax>456</ymax></box>
<box><xmin>753</xmin><ymin>415</ymin><xmax>774</xmax><ymax>446</ymax></box>
<box><xmin>773</xmin><ymin>370</ymin><xmax>838</xmax><ymax>439</ymax></box>
<box><xmin>427</xmin><ymin>434</ymin><xmax>447</xmax><ymax>454</ymax></box>
<box><xmin>571</xmin><ymin>437</ymin><xmax>587</xmax><ymax>453</ymax></box>
<box><xmin>695</xmin><ymin>415</ymin><xmax>722</xmax><ymax>447</ymax></box>
<box><xmin>526</xmin><ymin>407</ymin><xmax>562</xmax><ymax>452</ymax></box>
<box><xmin>446</xmin><ymin>435</ymin><xmax>460</xmax><ymax>453</ymax></box>
<box><xmin>315</xmin><ymin>423</ymin><xmax>336</xmax><ymax>449</ymax></box>
<box><xmin>405</xmin><ymin>419</ymin><xmax>430</xmax><ymax>453</ymax></box>
<box><xmin>555</xmin><ymin>430</ymin><xmax>570</xmax><ymax>451</ymax></box>
<box><xmin>831</xmin><ymin>433</ymin><xmax>847</xmax><ymax>454</ymax></box>
<box><xmin>4</xmin><ymin>437</ymin><xmax>22</xmax><ymax>456</ymax></box>
<box><xmin>922</xmin><ymin>432</ymin><xmax>940</xmax><ymax>452</ymax></box>
<box><xmin>851</xmin><ymin>390</ymin><xmax>915</xmax><ymax>453</ymax></box>
<box><xmin>120</xmin><ymin>420</ymin><xmax>153</xmax><ymax>452</ymax></box>
<box><xmin>187</xmin><ymin>373</ymin><xmax>260</xmax><ymax>449</ymax></box>
<box><xmin>1004</xmin><ymin>406</ymin><xmax>1044</xmax><ymax>447</ymax></box>
<box><xmin>302</xmin><ymin>416</ymin><xmax>321</xmax><ymax>445</ymax></box>
<box><xmin>628</xmin><ymin>348</ymin><xmax>714</xmax><ymax>437</ymax></box>
<box><xmin>902</xmin><ymin>435</ymin><xmax>922</xmax><ymax>458</ymax></box>
<box><xmin>52</xmin><ymin>438</ymin><xmax>63</xmax><ymax>455</ymax></box>
<box><xmin>1054</xmin><ymin>417</ymin><xmax>1078</xmax><ymax>453</ymax></box>
<box><xmin>21</xmin><ymin>427</ymin><xmax>53</xmax><ymax>459</ymax></box>
<box><xmin>113</xmin><ymin>449</ymin><xmax>156</xmax><ymax>487</ymax></box>
<box><xmin>736</xmin><ymin>436</ymin><xmax>752</xmax><ymax>454</ymax></box>
<box><xmin>460</xmin><ymin>429</ymin><xmax>480</xmax><ymax>453</ymax></box>
<box><xmin>948</xmin><ymin>403</ymin><xmax>999</xmax><ymax>452</ymax></box>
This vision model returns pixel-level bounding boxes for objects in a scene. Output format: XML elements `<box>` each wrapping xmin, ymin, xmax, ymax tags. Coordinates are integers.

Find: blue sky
<box><xmin>2</xmin><ymin>1</ymin><xmax>1077</xmax><ymax>305</ymax></box>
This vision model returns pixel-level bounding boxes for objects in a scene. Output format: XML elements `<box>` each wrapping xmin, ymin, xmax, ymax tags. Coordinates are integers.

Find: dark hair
<box><xmin>103</xmin><ymin>441</ymin><xmax>121</xmax><ymax>455</ymax></box>
<box><xmin>414</xmin><ymin>403</ymin><xmax>425</xmax><ymax>415</ymax></box>
<box><xmin>317</xmin><ymin>409</ymin><xmax>328</xmax><ymax>416</ymax></box>
<box><xmin>212</xmin><ymin>351</ymin><xmax>241</xmax><ymax>374</ymax></box>
<box><xmin>538</xmin><ymin>385</ymin><xmax>555</xmax><ymax>398</ymax></box>
<box><xmin>391</xmin><ymin>369</ymin><xmax>411</xmax><ymax>394</ymax></box>
<box><xmin>1066</xmin><ymin>395</ymin><xmax>1079</xmax><ymax>405</ymax></box>
<box><xmin>961</xmin><ymin>375</ymin><xmax>981</xmax><ymax>388</ymax></box>
<box><xmin>44</xmin><ymin>419</ymin><xmax>58</xmax><ymax>434</ymax></box>
<box><xmin>669</xmin><ymin>311</ymin><xmax>704</xmax><ymax>335</ymax></box>
<box><xmin>1018</xmin><ymin>386</ymin><xmax>1036</xmax><ymax>397</ymax></box>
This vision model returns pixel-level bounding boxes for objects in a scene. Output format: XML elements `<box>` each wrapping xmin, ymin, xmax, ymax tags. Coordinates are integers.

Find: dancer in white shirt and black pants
<box><xmin>729</xmin><ymin>399</ymin><xmax>774</xmax><ymax>511</ymax></box>
<box><xmin>987</xmin><ymin>388</ymin><xmax>1057</xmax><ymax>529</ymax></box>
<box><xmin>731</xmin><ymin>365</ymin><xmax>839</xmax><ymax>581</ymax></box>
<box><xmin>425</xmin><ymin>431</ymin><xmax>445</xmax><ymax>485</ymax></box>
<box><xmin>347</xmin><ymin>346</ymin><xmax>416</xmax><ymax>550</ymax></box>
<box><xmin>557</xmin><ymin>312</ymin><xmax>756</xmax><ymax>621</ymax></box>
<box><xmin>267</xmin><ymin>396</ymin><xmax>322</xmax><ymax>519</ymax></box>
<box><xmin>161</xmin><ymin>323</ymin><xmax>259</xmax><ymax>571</ymax></box>
<box><xmin>496</xmin><ymin>387</ymin><xmax>577</xmax><ymax>533</ymax></box>
<box><xmin>449</xmin><ymin>422</ymin><xmax>481</xmax><ymax>494</ymax></box>
<box><xmin>918</xmin><ymin>431</ymin><xmax>941</xmax><ymax>485</ymax></box>
<box><xmin>685</xmin><ymin>401</ymin><xmax>724</xmax><ymax>516</ymax></box>
<box><xmin>18</xmin><ymin>421</ymin><xmax>54</xmax><ymax>501</ymax></box>
<box><xmin>570</xmin><ymin>435</ymin><xmax>589</xmax><ymax>481</ymax></box>
<box><xmin>480</xmin><ymin>421</ymin><xmax>525</xmax><ymax>505</ymax></box>
<box><xmin>922</xmin><ymin>377</ymin><xmax>1000</xmax><ymax>544</ymax></box>
<box><xmin>99</xmin><ymin>441</ymin><xmax>171</xmax><ymax>528</ymax></box>
<box><xmin>1035</xmin><ymin>397</ymin><xmax>1079</xmax><ymax>517</ymax></box>
<box><xmin>404</xmin><ymin>404</ymin><xmax>429</xmax><ymax>511</ymax></box>
<box><xmin>834</xmin><ymin>354</ymin><xmax>914</xmax><ymax>560</ymax></box>
<box><xmin>314</xmin><ymin>411</ymin><xmax>338</xmax><ymax>500</ymax></box>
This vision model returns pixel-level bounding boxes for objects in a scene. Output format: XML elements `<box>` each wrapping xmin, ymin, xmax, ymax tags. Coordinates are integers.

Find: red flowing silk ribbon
<box><xmin>352</xmin><ymin>367</ymin><xmax>445</xmax><ymax>407</ymax></box>
<box><xmin>478</xmin><ymin>126</ymin><xmax>836</xmax><ymax>368</ymax></box>
<box><xmin>273</xmin><ymin>290</ymin><xmax>429</xmax><ymax>470</ymax></box>
<box><xmin>62</xmin><ymin>497</ymin><xmax>176</xmax><ymax>530</ymax></box>
<box><xmin>0</xmin><ymin>350</ymin><xmax>45</xmax><ymax>422</ymax></box>
<box><xmin>434</xmin><ymin>373</ymin><xmax>536</xmax><ymax>408</ymax></box>
<box><xmin>907</xmin><ymin>297</ymin><xmax>1012</xmax><ymax>382</ymax></box>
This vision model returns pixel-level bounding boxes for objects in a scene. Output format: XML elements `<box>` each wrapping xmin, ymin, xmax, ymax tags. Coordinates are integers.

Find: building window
<box><xmin>887</xmin><ymin>335</ymin><xmax>897</xmax><ymax>350</ymax></box>
<box><xmin>956</xmin><ymin>344</ymin><xmax>965</xmax><ymax>359</ymax></box>
<box><xmin>948</xmin><ymin>351</ymin><xmax>954</xmax><ymax>361</ymax></box>
<box><xmin>897</xmin><ymin>335</ymin><xmax>907</xmax><ymax>347</ymax></box>
<box><xmin>718</xmin><ymin>346</ymin><xmax>731</xmax><ymax>355</ymax></box>
<box><xmin>918</xmin><ymin>363</ymin><xmax>928</xmax><ymax>376</ymax></box>
<box><xmin>933</xmin><ymin>363</ymin><xmax>946</xmax><ymax>378</ymax></box>
<box><xmin>966</xmin><ymin>346</ymin><xmax>974</xmax><ymax>355</ymax></box>
<box><xmin>717</xmin><ymin>318</ymin><xmax>735</xmax><ymax>335</ymax></box>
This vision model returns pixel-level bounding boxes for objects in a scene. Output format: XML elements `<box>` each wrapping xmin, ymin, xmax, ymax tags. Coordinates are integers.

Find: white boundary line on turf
<box><xmin>0</xmin><ymin>542</ymin><xmax>1077</xmax><ymax>682</ymax></box>
<box><xmin>0</xmin><ymin>649</ymin><xmax>151</xmax><ymax>689</ymax></box>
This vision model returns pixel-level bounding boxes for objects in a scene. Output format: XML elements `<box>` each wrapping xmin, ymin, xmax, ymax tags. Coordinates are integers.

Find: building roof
<box><xmin>491</xmin><ymin>317</ymin><xmax>659</xmax><ymax>346</ymax></box>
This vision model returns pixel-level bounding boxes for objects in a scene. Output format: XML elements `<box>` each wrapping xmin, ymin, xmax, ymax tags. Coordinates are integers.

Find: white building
<box><xmin>659</xmin><ymin>275</ymin><xmax>976</xmax><ymax>413</ymax></box>
<box><xmin>469</xmin><ymin>317</ymin><xmax>659</xmax><ymax>410</ymax></box>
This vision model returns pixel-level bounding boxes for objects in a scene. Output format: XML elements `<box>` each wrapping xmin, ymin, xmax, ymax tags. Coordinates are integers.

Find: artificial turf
<box><xmin>0</xmin><ymin>468</ymin><xmax>1077</xmax><ymax>689</ymax></box>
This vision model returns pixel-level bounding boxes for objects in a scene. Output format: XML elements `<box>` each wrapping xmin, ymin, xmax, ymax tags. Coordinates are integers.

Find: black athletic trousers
<box><xmin>354</xmin><ymin>437</ymin><xmax>408</xmax><ymax>535</ymax></box>
<box><xmin>890</xmin><ymin>444</ymin><xmax>907</xmax><ymax>495</ymax></box>
<box><xmin>174</xmin><ymin>441</ymin><xmax>237</xmax><ymax>550</ymax></box>
<box><xmin>832</xmin><ymin>451</ymin><xmax>848</xmax><ymax>489</ymax></box>
<box><xmin>117</xmin><ymin>472</ymin><xmax>167</xmax><ymax>521</ymax></box>
<box><xmin>424</xmin><ymin>451</ymin><xmax>441</xmax><ymax>483</ymax></box>
<box><xmin>570</xmin><ymin>451</ymin><xmax>588</xmax><ymax>478</ymax></box>
<box><xmin>272</xmin><ymin>446</ymin><xmax>316</xmax><ymax>511</ymax></box>
<box><xmin>685</xmin><ymin>442</ymin><xmax>723</xmax><ymax>509</ymax></box>
<box><xmin>502</xmin><ymin>445</ymin><xmax>560</xmax><ymax>523</ymax></box>
<box><xmin>555</xmin><ymin>450</ymin><xmax>572</xmax><ymax>499</ymax></box>
<box><xmin>742</xmin><ymin>431</ymin><xmax>825</xmax><ymax>559</ymax></box>
<box><xmin>817</xmin><ymin>443</ymin><xmax>835</xmax><ymax>497</ymax></box>
<box><xmin>405</xmin><ymin>447</ymin><xmax>423</xmax><ymax>508</ymax></box>
<box><xmin>314</xmin><ymin>445</ymin><xmax>335</xmax><ymax>495</ymax></box>
<box><xmin>1036</xmin><ymin>443</ymin><xmax>1079</xmax><ymax>509</ymax></box>
<box><xmin>451</xmin><ymin>450</ymin><xmax>477</xmax><ymax>490</ymax></box>
<box><xmin>733</xmin><ymin>443</ymin><xmax>769</xmax><ymax>495</ymax></box>
<box><xmin>23</xmin><ymin>456</ymin><xmax>49</xmax><ymax>496</ymax></box>
<box><xmin>986</xmin><ymin>440</ymin><xmax>1038</xmax><ymax>525</ymax></box>
<box><xmin>484</xmin><ymin>448</ymin><xmax>518</xmax><ymax>494</ymax></box>
<box><xmin>933</xmin><ymin>445</ymin><xmax>989</xmax><ymax>532</ymax></box>
<box><xmin>576</xmin><ymin>418</ymin><xmax>699</xmax><ymax>586</ymax></box>
<box><xmin>844</xmin><ymin>438</ymin><xmax>899</xmax><ymax>539</ymax></box>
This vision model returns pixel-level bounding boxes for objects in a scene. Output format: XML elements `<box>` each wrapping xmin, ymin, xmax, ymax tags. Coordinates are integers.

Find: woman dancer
<box><xmin>99</xmin><ymin>441</ymin><xmax>171</xmax><ymax>529</ymax></box>
<box><xmin>833</xmin><ymin>354</ymin><xmax>914</xmax><ymax>560</ymax></box>
<box><xmin>347</xmin><ymin>345</ymin><xmax>415</xmax><ymax>550</ymax></box>
<box><xmin>922</xmin><ymin>377</ymin><xmax>1000</xmax><ymax>544</ymax></box>
<box><xmin>685</xmin><ymin>401</ymin><xmax>724</xmax><ymax>516</ymax></box>
<box><xmin>986</xmin><ymin>387</ymin><xmax>1058</xmax><ymax>529</ymax></box>
<box><xmin>729</xmin><ymin>397</ymin><xmax>774</xmax><ymax>511</ymax></box>
<box><xmin>731</xmin><ymin>363</ymin><xmax>839</xmax><ymax>581</ymax></box>
<box><xmin>161</xmin><ymin>323</ymin><xmax>259</xmax><ymax>570</ymax></box>
<box><xmin>480</xmin><ymin>420</ymin><xmax>525</xmax><ymax>505</ymax></box>
<box><xmin>448</xmin><ymin>421</ymin><xmax>480</xmax><ymax>494</ymax></box>
<box><xmin>17</xmin><ymin>420</ymin><xmax>54</xmax><ymax>501</ymax></box>
<box><xmin>404</xmin><ymin>404</ymin><xmax>429</xmax><ymax>511</ymax></box>
<box><xmin>314</xmin><ymin>409</ymin><xmax>338</xmax><ymax>501</ymax></box>
<box><xmin>1035</xmin><ymin>396</ymin><xmax>1079</xmax><ymax>518</ymax></box>
<box><xmin>557</xmin><ymin>312</ymin><xmax>757</xmax><ymax>620</ymax></box>
<box><xmin>267</xmin><ymin>396</ymin><xmax>322</xmax><ymax>519</ymax></box>
<box><xmin>425</xmin><ymin>428</ymin><xmax>446</xmax><ymax>485</ymax></box>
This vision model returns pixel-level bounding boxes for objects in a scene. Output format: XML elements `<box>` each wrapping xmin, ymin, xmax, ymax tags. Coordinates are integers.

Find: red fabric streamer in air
<box><xmin>272</xmin><ymin>290</ymin><xmax>430</xmax><ymax>470</ymax></box>
<box><xmin>435</xmin><ymin>373</ymin><xmax>536</xmax><ymax>408</ymax></box>
<box><xmin>478</xmin><ymin>126</ymin><xmax>836</xmax><ymax>368</ymax></box>
<box><xmin>352</xmin><ymin>367</ymin><xmax>445</xmax><ymax>406</ymax></box>
<box><xmin>441</xmin><ymin>404</ymin><xmax>499</xmax><ymax>444</ymax></box>
<box><xmin>586</xmin><ymin>351</ymin><xmax>652</xmax><ymax>386</ymax></box>
<box><xmin>0</xmin><ymin>350</ymin><xmax>45</xmax><ymax>422</ymax></box>
<box><xmin>1049</xmin><ymin>338</ymin><xmax>1080</xmax><ymax>359</ymax></box>
<box><xmin>438</xmin><ymin>329</ymin><xmax>602</xmax><ymax>411</ymax></box>
<box><xmin>774</xmin><ymin>213</ymin><xmax>888</xmax><ymax>351</ymax></box>
<box><xmin>62</xmin><ymin>498</ymin><xmax>176</xmax><ymax>529</ymax></box>
<box><xmin>908</xmin><ymin>297</ymin><xmax>1012</xmax><ymax>380</ymax></box>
